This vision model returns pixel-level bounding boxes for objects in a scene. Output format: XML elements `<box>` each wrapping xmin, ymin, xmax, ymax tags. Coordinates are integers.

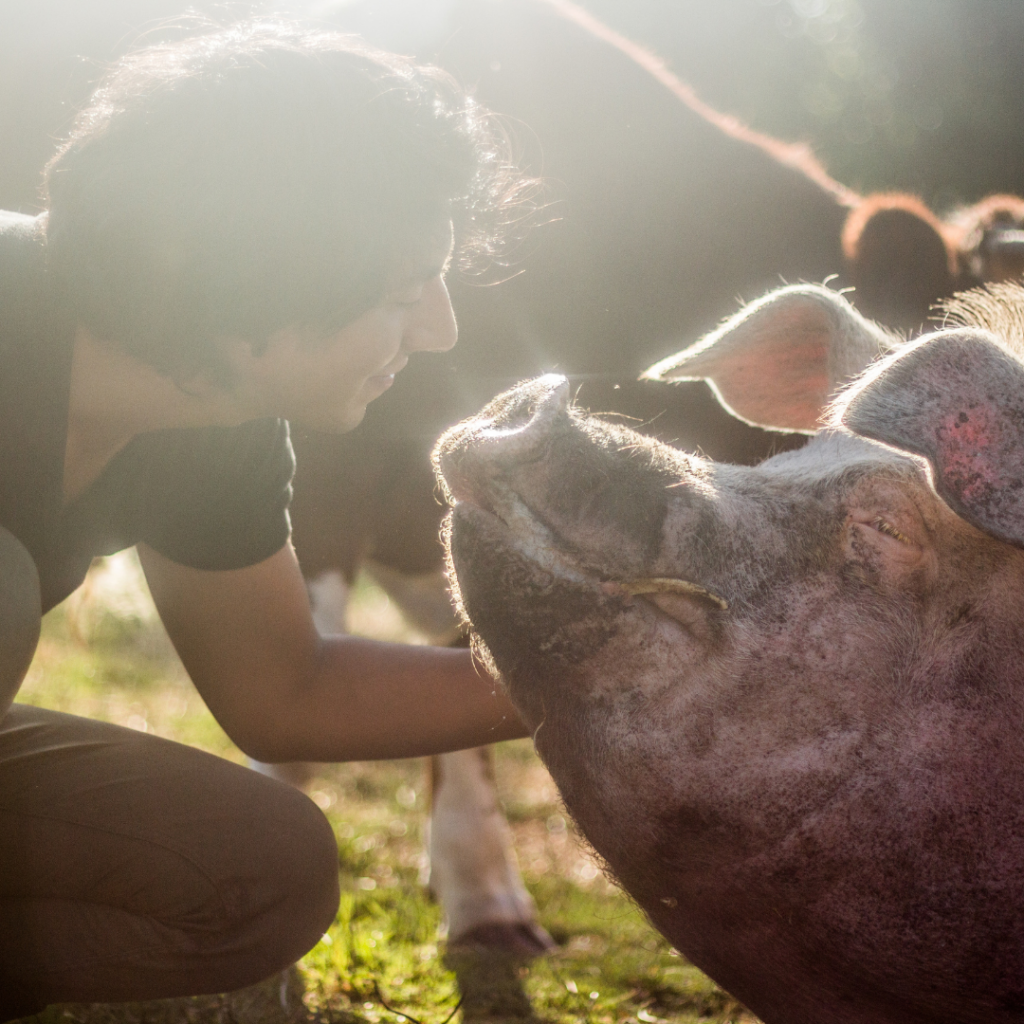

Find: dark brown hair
<box><xmin>44</xmin><ymin>21</ymin><xmax>526</xmax><ymax>383</ymax></box>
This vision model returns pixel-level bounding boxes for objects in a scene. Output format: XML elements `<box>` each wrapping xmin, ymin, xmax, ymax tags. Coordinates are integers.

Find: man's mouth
<box><xmin>381</xmin><ymin>354</ymin><xmax>409</xmax><ymax>377</ymax></box>
<box><xmin>366</xmin><ymin>355</ymin><xmax>409</xmax><ymax>390</ymax></box>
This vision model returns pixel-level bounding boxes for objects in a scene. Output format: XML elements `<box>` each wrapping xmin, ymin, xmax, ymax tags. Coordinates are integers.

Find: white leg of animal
<box><xmin>427</xmin><ymin>746</ymin><xmax>554</xmax><ymax>954</ymax></box>
<box><xmin>365</xmin><ymin>562</ymin><xmax>555</xmax><ymax>955</ymax></box>
<box><xmin>64</xmin><ymin>548</ymin><xmax>162</xmax><ymax>643</ymax></box>
<box><xmin>246</xmin><ymin>569</ymin><xmax>351</xmax><ymax>788</ymax></box>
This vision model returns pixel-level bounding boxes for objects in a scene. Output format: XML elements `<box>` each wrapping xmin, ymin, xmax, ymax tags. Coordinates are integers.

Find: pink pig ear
<box><xmin>643</xmin><ymin>284</ymin><xmax>892</xmax><ymax>433</ymax></box>
<box><xmin>839</xmin><ymin>329</ymin><xmax>1024</xmax><ymax>548</ymax></box>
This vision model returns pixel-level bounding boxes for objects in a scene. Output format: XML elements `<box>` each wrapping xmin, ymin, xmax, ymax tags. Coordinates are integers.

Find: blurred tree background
<box><xmin>577</xmin><ymin>0</ymin><xmax>1024</xmax><ymax>209</ymax></box>
<box><xmin>2</xmin><ymin>0</ymin><xmax>1022</xmax><ymax>214</ymax></box>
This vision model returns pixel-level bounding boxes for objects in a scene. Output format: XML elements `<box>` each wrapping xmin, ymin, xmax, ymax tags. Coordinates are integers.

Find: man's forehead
<box><xmin>383</xmin><ymin>223</ymin><xmax>454</xmax><ymax>294</ymax></box>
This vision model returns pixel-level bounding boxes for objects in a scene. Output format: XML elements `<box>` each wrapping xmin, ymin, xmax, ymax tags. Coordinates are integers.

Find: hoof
<box><xmin>448</xmin><ymin>921</ymin><xmax>558</xmax><ymax>958</ymax></box>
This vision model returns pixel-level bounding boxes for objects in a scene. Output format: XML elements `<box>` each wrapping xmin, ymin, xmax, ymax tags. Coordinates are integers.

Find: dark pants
<box><xmin>0</xmin><ymin>704</ymin><xmax>340</xmax><ymax>1020</ymax></box>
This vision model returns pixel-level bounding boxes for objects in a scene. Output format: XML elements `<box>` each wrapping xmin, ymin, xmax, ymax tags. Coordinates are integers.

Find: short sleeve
<box><xmin>133</xmin><ymin>418</ymin><xmax>296</xmax><ymax>570</ymax></box>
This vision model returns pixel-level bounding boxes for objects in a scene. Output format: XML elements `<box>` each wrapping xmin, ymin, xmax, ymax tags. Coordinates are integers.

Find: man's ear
<box><xmin>203</xmin><ymin>333</ymin><xmax>282</xmax><ymax>395</ymax></box>
<box><xmin>838</xmin><ymin>327</ymin><xmax>1024</xmax><ymax>548</ymax></box>
<box><xmin>643</xmin><ymin>284</ymin><xmax>891</xmax><ymax>433</ymax></box>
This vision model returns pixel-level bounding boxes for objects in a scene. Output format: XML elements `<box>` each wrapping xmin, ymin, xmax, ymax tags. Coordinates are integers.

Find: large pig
<box><xmin>433</xmin><ymin>282</ymin><xmax>1024</xmax><ymax>1024</ymax></box>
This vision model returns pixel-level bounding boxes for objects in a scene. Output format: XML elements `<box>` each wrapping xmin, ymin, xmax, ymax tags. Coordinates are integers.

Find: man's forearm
<box><xmin>140</xmin><ymin>542</ymin><xmax>529</xmax><ymax>763</ymax></box>
<box><xmin>0</xmin><ymin>526</ymin><xmax>41</xmax><ymax>721</ymax></box>
<box><xmin>210</xmin><ymin>634</ymin><xmax>529</xmax><ymax>764</ymax></box>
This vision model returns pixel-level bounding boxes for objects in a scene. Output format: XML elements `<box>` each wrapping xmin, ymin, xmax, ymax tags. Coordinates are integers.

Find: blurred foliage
<box><xmin>2</xmin><ymin>0</ymin><xmax>1022</xmax><ymax>213</ymax></box>
<box><xmin>575</xmin><ymin>0</ymin><xmax>1024</xmax><ymax>208</ymax></box>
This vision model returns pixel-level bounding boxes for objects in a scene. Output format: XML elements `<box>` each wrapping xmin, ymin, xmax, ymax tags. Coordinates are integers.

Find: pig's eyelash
<box><xmin>872</xmin><ymin>517</ymin><xmax>912</xmax><ymax>544</ymax></box>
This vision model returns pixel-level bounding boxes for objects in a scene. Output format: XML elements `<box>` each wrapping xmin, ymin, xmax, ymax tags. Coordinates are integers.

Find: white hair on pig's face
<box><xmin>940</xmin><ymin>279</ymin><xmax>1024</xmax><ymax>353</ymax></box>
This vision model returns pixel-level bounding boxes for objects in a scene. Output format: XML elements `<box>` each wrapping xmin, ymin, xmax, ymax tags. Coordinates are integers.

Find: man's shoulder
<box><xmin>125</xmin><ymin>418</ymin><xmax>296</xmax><ymax>572</ymax></box>
<box><xmin>124</xmin><ymin>417</ymin><xmax>296</xmax><ymax>522</ymax></box>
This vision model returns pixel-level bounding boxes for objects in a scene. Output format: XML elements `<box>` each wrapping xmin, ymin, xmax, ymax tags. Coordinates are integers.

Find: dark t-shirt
<box><xmin>0</xmin><ymin>211</ymin><xmax>295</xmax><ymax>613</ymax></box>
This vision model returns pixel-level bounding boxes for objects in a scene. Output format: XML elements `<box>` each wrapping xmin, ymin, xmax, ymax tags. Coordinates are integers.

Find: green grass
<box><xmin>14</xmin><ymin>557</ymin><xmax>757</xmax><ymax>1024</ymax></box>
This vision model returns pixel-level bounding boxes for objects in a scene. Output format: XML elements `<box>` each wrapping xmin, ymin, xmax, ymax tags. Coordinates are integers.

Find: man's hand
<box><xmin>138</xmin><ymin>542</ymin><xmax>528</xmax><ymax>763</ymax></box>
<box><xmin>0</xmin><ymin>526</ymin><xmax>40</xmax><ymax>719</ymax></box>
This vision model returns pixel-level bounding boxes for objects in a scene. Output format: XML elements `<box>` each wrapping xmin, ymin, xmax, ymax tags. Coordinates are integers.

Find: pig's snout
<box><xmin>436</xmin><ymin>375</ymin><xmax>571</xmax><ymax>505</ymax></box>
<box><xmin>476</xmin><ymin>374</ymin><xmax>571</xmax><ymax>451</ymax></box>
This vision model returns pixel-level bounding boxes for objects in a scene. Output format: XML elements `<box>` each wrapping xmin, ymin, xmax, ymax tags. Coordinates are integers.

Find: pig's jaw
<box><xmin>443</xmin><ymin>493</ymin><xmax>634</xmax><ymax>689</ymax></box>
<box><xmin>449</xmin><ymin>483</ymin><xmax>599</xmax><ymax>593</ymax></box>
<box><xmin>443</xmin><ymin>486</ymin><xmax>723</xmax><ymax>824</ymax></box>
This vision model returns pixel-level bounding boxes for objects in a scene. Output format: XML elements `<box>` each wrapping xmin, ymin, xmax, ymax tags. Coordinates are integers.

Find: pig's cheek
<box><xmin>843</xmin><ymin>524</ymin><xmax>882</xmax><ymax>581</ymax></box>
<box><xmin>642</xmin><ymin>592</ymin><xmax>727</xmax><ymax>648</ymax></box>
<box><xmin>448</xmin><ymin>510</ymin><xmax>629</xmax><ymax>691</ymax></box>
<box><xmin>586</xmin><ymin>601</ymin><xmax>712</xmax><ymax>706</ymax></box>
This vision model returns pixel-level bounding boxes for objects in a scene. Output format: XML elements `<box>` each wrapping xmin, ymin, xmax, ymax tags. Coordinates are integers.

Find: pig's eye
<box><xmin>871</xmin><ymin>517</ymin><xmax>913</xmax><ymax>545</ymax></box>
<box><xmin>847</xmin><ymin>511</ymin><xmax>926</xmax><ymax>571</ymax></box>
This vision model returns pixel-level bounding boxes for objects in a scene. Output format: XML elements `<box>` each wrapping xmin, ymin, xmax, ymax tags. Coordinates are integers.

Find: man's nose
<box><xmin>405</xmin><ymin>275</ymin><xmax>458</xmax><ymax>354</ymax></box>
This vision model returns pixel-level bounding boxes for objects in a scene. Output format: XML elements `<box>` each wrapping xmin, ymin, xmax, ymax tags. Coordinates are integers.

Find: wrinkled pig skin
<box><xmin>433</xmin><ymin>371</ymin><xmax>1024</xmax><ymax>1024</ymax></box>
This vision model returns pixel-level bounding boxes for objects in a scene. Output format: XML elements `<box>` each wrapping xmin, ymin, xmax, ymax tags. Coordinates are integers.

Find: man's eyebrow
<box><xmin>396</xmin><ymin>226</ymin><xmax>456</xmax><ymax>285</ymax></box>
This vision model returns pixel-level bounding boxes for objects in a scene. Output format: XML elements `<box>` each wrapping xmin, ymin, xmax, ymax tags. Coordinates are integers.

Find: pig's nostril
<box><xmin>528</xmin><ymin>374</ymin><xmax>572</xmax><ymax>417</ymax></box>
<box><xmin>438</xmin><ymin>375</ymin><xmax>571</xmax><ymax>501</ymax></box>
<box><xmin>482</xmin><ymin>374</ymin><xmax>571</xmax><ymax>439</ymax></box>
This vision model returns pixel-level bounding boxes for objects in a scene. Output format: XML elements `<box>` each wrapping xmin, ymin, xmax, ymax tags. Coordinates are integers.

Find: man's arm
<box><xmin>0</xmin><ymin>526</ymin><xmax>40</xmax><ymax>720</ymax></box>
<box><xmin>138</xmin><ymin>541</ymin><xmax>528</xmax><ymax>763</ymax></box>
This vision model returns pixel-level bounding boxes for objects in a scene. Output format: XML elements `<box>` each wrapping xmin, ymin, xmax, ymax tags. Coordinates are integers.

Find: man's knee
<box><xmin>272</xmin><ymin>785</ymin><xmax>341</xmax><ymax>947</ymax></box>
<box><xmin>0</xmin><ymin>527</ymin><xmax>40</xmax><ymax>717</ymax></box>
<box><xmin>225</xmin><ymin>780</ymin><xmax>340</xmax><ymax>978</ymax></box>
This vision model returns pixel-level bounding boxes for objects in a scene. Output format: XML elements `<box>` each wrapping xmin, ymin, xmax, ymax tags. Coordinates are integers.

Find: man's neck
<box><xmin>63</xmin><ymin>327</ymin><xmax>247</xmax><ymax>503</ymax></box>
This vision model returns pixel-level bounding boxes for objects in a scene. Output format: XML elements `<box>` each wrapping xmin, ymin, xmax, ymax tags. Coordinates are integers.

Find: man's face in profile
<box><xmin>243</xmin><ymin>224</ymin><xmax>457</xmax><ymax>432</ymax></box>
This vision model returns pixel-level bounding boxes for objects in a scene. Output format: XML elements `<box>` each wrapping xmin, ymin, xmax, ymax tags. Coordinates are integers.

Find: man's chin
<box><xmin>291</xmin><ymin>401</ymin><xmax>366</xmax><ymax>434</ymax></box>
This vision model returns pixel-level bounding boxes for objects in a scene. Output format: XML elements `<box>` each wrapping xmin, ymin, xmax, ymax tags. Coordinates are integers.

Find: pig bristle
<box><xmin>939</xmin><ymin>281</ymin><xmax>1024</xmax><ymax>359</ymax></box>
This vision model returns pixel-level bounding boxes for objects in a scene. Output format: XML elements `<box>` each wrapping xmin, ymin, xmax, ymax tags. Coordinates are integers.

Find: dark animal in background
<box><xmin>949</xmin><ymin>193</ymin><xmax>1024</xmax><ymax>283</ymax></box>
